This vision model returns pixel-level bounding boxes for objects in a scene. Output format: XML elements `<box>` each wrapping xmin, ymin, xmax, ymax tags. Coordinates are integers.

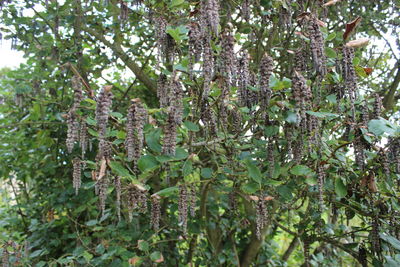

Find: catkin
<box><xmin>72</xmin><ymin>158</ymin><xmax>82</xmax><ymax>195</ymax></box>
<box><xmin>255</xmin><ymin>193</ymin><xmax>267</xmax><ymax>240</ymax></box>
<box><xmin>259</xmin><ymin>53</ymin><xmax>274</xmax><ymax>112</ymax></box>
<box><xmin>342</xmin><ymin>46</ymin><xmax>357</xmax><ymax>121</ymax></box>
<box><xmin>114</xmin><ymin>176</ymin><xmax>121</xmax><ymax>222</ymax></box>
<box><xmin>95</xmin><ymin>86</ymin><xmax>113</xmax><ymax>160</ymax></box>
<box><xmin>125</xmin><ymin>99</ymin><xmax>147</xmax><ymax>173</ymax></box>
<box><xmin>150</xmin><ymin>195</ymin><xmax>161</xmax><ymax>231</ymax></box>
<box><xmin>308</xmin><ymin>16</ymin><xmax>327</xmax><ymax>77</ymax></box>
<box><xmin>178</xmin><ymin>184</ymin><xmax>188</xmax><ymax>235</ymax></box>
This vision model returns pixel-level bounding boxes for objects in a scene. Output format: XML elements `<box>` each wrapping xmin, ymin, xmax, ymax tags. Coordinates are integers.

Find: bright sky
<box><xmin>0</xmin><ymin>39</ymin><xmax>25</xmax><ymax>69</ymax></box>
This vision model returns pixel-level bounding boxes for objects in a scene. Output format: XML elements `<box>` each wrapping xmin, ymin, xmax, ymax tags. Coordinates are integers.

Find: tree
<box><xmin>0</xmin><ymin>0</ymin><xmax>399</xmax><ymax>266</ymax></box>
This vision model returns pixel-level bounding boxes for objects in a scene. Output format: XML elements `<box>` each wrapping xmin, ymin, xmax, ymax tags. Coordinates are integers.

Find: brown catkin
<box><xmin>98</xmin><ymin>173</ymin><xmax>110</xmax><ymax>216</ymax></box>
<box><xmin>150</xmin><ymin>195</ymin><xmax>161</xmax><ymax>231</ymax></box>
<box><xmin>201</xmin><ymin>0</ymin><xmax>220</xmax><ymax>36</ymax></box>
<box><xmin>125</xmin><ymin>99</ymin><xmax>147</xmax><ymax>173</ymax></box>
<box><xmin>342</xmin><ymin>46</ymin><xmax>357</xmax><ymax>121</ymax></box>
<box><xmin>95</xmin><ymin>86</ymin><xmax>113</xmax><ymax>160</ymax></box>
<box><xmin>255</xmin><ymin>193</ymin><xmax>267</xmax><ymax>240</ymax></box>
<box><xmin>188</xmin><ymin>21</ymin><xmax>203</xmax><ymax>78</ymax></box>
<box><xmin>154</xmin><ymin>16</ymin><xmax>168</xmax><ymax>68</ymax></box>
<box><xmin>388</xmin><ymin>137</ymin><xmax>400</xmax><ymax>173</ymax></box>
<box><xmin>72</xmin><ymin>158</ymin><xmax>82</xmax><ymax>195</ymax></box>
<box><xmin>79</xmin><ymin>119</ymin><xmax>88</xmax><ymax>157</ymax></box>
<box><xmin>259</xmin><ymin>53</ymin><xmax>274</xmax><ymax>112</ymax></box>
<box><xmin>189</xmin><ymin>184</ymin><xmax>196</xmax><ymax>217</ymax></box>
<box><xmin>308</xmin><ymin>16</ymin><xmax>327</xmax><ymax>77</ymax></box>
<box><xmin>294</xmin><ymin>47</ymin><xmax>308</xmax><ymax>73</ymax></box>
<box><xmin>157</xmin><ymin>74</ymin><xmax>169</xmax><ymax>109</ymax></box>
<box><xmin>292</xmin><ymin>71</ymin><xmax>312</xmax><ymax>132</ymax></box>
<box><xmin>126</xmin><ymin>184</ymin><xmax>148</xmax><ymax>222</ymax></box>
<box><xmin>66</xmin><ymin>111</ymin><xmax>79</xmax><ymax>153</ymax></box>
<box><xmin>114</xmin><ymin>176</ymin><xmax>121</xmax><ymax>222</ymax></box>
<box><xmin>303</xmin><ymin>236</ymin><xmax>310</xmax><ymax>267</ymax></box>
<box><xmin>373</xmin><ymin>93</ymin><xmax>383</xmax><ymax>119</ymax></box>
<box><xmin>178</xmin><ymin>184</ymin><xmax>188</xmax><ymax>235</ymax></box>
<box><xmin>202</xmin><ymin>33</ymin><xmax>214</xmax><ymax>100</ymax></box>
<box><xmin>317</xmin><ymin>164</ymin><xmax>325</xmax><ymax>208</ymax></box>
<box><xmin>371</xmin><ymin>216</ymin><xmax>381</xmax><ymax>254</ymax></box>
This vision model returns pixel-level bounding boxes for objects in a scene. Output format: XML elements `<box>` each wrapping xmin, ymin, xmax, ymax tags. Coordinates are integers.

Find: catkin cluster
<box><xmin>255</xmin><ymin>194</ymin><xmax>268</xmax><ymax>240</ymax></box>
<box><xmin>188</xmin><ymin>22</ymin><xmax>203</xmax><ymax>78</ymax></box>
<box><xmin>114</xmin><ymin>176</ymin><xmax>121</xmax><ymax>222</ymax></box>
<box><xmin>200</xmin><ymin>0</ymin><xmax>220</xmax><ymax>36</ymax></box>
<box><xmin>371</xmin><ymin>216</ymin><xmax>381</xmax><ymax>254</ymax></box>
<box><xmin>373</xmin><ymin>93</ymin><xmax>383</xmax><ymax>119</ymax></box>
<box><xmin>342</xmin><ymin>46</ymin><xmax>358</xmax><ymax>121</ymax></box>
<box><xmin>79</xmin><ymin>120</ymin><xmax>88</xmax><ymax>157</ymax></box>
<box><xmin>125</xmin><ymin>99</ymin><xmax>147</xmax><ymax>173</ymax></box>
<box><xmin>98</xmin><ymin>173</ymin><xmax>110</xmax><ymax>216</ymax></box>
<box><xmin>66</xmin><ymin>75</ymin><xmax>83</xmax><ymax>153</ymax></box>
<box><xmin>259</xmin><ymin>53</ymin><xmax>274</xmax><ymax>112</ymax></box>
<box><xmin>178</xmin><ymin>184</ymin><xmax>189</xmax><ymax>235</ymax></box>
<box><xmin>308</xmin><ymin>17</ymin><xmax>327</xmax><ymax>77</ymax></box>
<box><xmin>72</xmin><ymin>158</ymin><xmax>82</xmax><ymax>195</ymax></box>
<box><xmin>162</xmin><ymin>74</ymin><xmax>183</xmax><ymax>156</ymax></box>
<box><xmin>126</xmin><ymin>184</ymin><xmax>148</xmax><ymax>222</ymax></box>
<box><xmin>150</xmin><ymin>195</ymin><xmax>161</xmax><ymax>231</ymax></box>
<box><xmin>292</xmin><ymin>71</ymin><xmax>312</xmax><ymax>132</ymax></box>
<box><xmin>388</xmin><ymin>137</ymin><xmax>400</xmax><ymax>173</ymax></box>
<box><xmin>316</xmin><ymin>164</ymin><xmax>325</xmax><ymax>208</ymax></box>
<box><xmin>95</xmin><ymin>86</ymin><xmax>113</xmax><ymax>160</ymax></box>
<box><xmin>237</xmin><ymin>51</ymin><xmax>257</xmax><ymax>108</ymax></box>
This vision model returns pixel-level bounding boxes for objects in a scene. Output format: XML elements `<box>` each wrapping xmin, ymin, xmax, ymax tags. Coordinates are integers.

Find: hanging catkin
<box><xmin>342</xmin><ymin>46</ymin><xmax>357</xmax><ymax>121</ymax></box>
<box><xmin>72</xmin><ymin>157</ymin><xmax>82</xmax><ymax>195</ymax></box>
<box><xmin>188</xmin><ymin>21</ymin><xmax>202</xmax><ymax>78</ymax></box>
<box><xmin>259</xmin><ymin>53</ymin><xmax>274</xmax><ymax>112</ymax></box>
<box><xmin>308</xmin><ymin>16</ymin><xmax>327</xmax><ymax>77</ymax></box>
<box><xmin>150</xmin><ymin>195</ymin><xmax>161</xmax><ymax>231</ymax></box>
<box><xmin>114</xmin><ymin>176</ymin><xmax>121</xmax><ymax>222</ymax></box>
<box><xmin>255</xmin><ymin>193</ymin><xmax>267</xmax><ymax>240</ymax></box>
<box><xmin>125</xmin><ymin>98</ymin><xmax>147</xmax><ymax>173</ymax></box>
<box><xmin>126</xmin><ymin>184</ymin><xmax>148</xmax><ymax>223</ymax></box>
<box><xmin>79</xmin><ymin>119</ymin><xmax>88</xmax><ymax>157</ymax></box>
<box><xmin>373</xmin><ymin>93</ymin><xmax>383</xmax><ymax>119</ymax></box>
<box><xmin>95</xmin><ymin>86</ymin><xmax>113</xmax><ymax>160</ymax></box>
<box><xmin>66</xmin><ymin>75</ymin><xmax>83</xmax><ymax>153</ymax></box>
<box><xmin>201</xmin><ymin>0</ymin><xmax>220</xmax><ymax>36</ymax></box>
<box><xmin>178</xmin><ymin>184</ymin><xmax>188</xmax><ymax>235</ymax></box>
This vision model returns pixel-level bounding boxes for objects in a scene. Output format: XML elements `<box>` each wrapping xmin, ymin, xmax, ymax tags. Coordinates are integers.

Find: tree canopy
<box><xmin>0</xmin><ymin>0</ymin><xmax>399</xmax><ymax>266</ymax></box>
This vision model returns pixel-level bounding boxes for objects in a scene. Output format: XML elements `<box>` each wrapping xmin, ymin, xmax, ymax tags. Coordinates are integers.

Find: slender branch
<box><xmin>82</xmin><ymin>25</ymin><xmax>157</xmax><ymax>93</ymax></box>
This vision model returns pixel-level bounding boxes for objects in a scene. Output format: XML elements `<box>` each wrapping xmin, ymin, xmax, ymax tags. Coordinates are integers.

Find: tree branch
<box><xmin>383</xmin><ymin>62</ymin><xmax>400</xmax><ymax>111</ymax></box>
<box><xmin>81</xmin><ymin>26</ymin><xmax>157</xmax><ymax>93</ymax></box>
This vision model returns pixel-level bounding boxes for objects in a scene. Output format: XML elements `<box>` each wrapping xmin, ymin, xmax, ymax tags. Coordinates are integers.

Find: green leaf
<box><xmin>368</xmin><ymin>119</ymin><xmax>397</xmax><ymax>136</ymax></box>
<box><xmin>325</xmin><ymin>47</ymin><xmax>337</xmax><ymax>58</ymax></box>
<box><xmin>380</xmin><ymin>233</ymin><xmax>400</xmax><ymax>251</ymax></box>
<box><xmin>109</xmin><ymin>161</ymin><xmax>131</xmax><ymax>177</ymax></box>
<box><xmin>174</xmin><ymin>148</ymin><xmax>189</xmax><ymax>160</ymax></box>
<box><xmin>290</xmin><ymin>165</ymin><xmax>313</xmax><ymax>176</ymax></box>
<box><xmin>244</xmin><ymin>159</ymin><xmax>262</xmax><ymax>183</ymax></box>
<box><xmin>86</xmin><ymin>117</ymin><xmax>97</xmax><ymax>126</ymax></box>
<box><xmin>169</xmin><ymin>0</ymin><xmax>184</xmax><ymax>9</ymax></box>
<box><xmin>201</xmin><ymin>168</ymin><xmax>213</xmax><ymax>178</ymax></box>
<box><xmin>241</xmin><ymin>182</ymin><xmax>259</xmax><ymax>194</ymax></box>
<box><xmin>155</xmin><ymin>186</ymin><xmax>178</xmax><ymax>197</ymax></box>
<box><xmin>183</xmin><ymin>121</ymin><xmax>200</xmax><ymax>132</ymax></box>
<box><xmin>264</xmin><ymin>125</ymin><xmax>279</xmax><ymax>137</ymax></box>
<box><xmin>145</xmin><ymin>128</ymin><xmax>162</xmax><ymax>153</ymax></box>
<box><xmin>29</xmin><ymin>249</ymin><xmax>44</xmax><ymax>258</ymax></box>
<box><xmin>88</xmin><ymin>128</ymin><xmax>99</xmax><ymax>137</ymax></box>
<box><xmin>138</xmin><ymin>240</ymin><xmax>149</xmax><ymax>251</ymax></box>
<box><xmin>138</xmin><ymin>155</ymin><xmax>159</xmax><ymax>172</ymax></box>
<box><xmin>183</xmin><ymin>159</ymin><xmax>193</xmax><ymax>176</ymax></box>
<box><xmin>335</xmin><ymin>178</ymin><xmax>347</xmax><ymax>198</ymax></box>
<box><xmin>326</xmin><ymin>32</ymin><xmax>336</xmax><ymax>41</ymax></box>
<box><xmin>85</xmin><ymin>220</ymin><xmax>97</xmax><ymax>226</ymax></box>
<box><xmin>150</xmin><ymin>251</ymin><xmax>163</xmax><ymax>262</ymax></box>
<box><xmin>306</xmin><ymin>111</ymin><xmax>339</xmax><ymax>119</ymax></box>
<box><xmin>277</xmin><ymin>185</ymin><xmax>293</xmax><ymax>200</ymax></box>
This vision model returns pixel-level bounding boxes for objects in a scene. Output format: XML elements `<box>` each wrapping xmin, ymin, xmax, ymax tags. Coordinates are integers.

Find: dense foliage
<box><xmin>0</xmin><ymin>0</ymin><xmax>399</xmax><ymax>266</ymax></box>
